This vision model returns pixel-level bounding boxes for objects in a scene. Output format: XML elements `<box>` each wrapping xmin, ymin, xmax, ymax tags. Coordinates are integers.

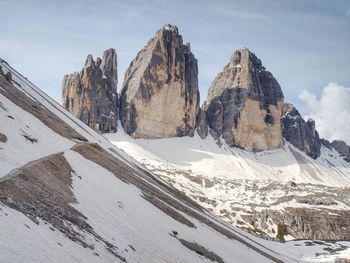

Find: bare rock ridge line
<box><xmin>61</xmin><ymin>48</ymin><xmax>118</xmax><ymax>133</ymax></box>
<box><xmin>119</xmin><ymin>24</ymin><xmax>199</xmax><ymax>138</ymax></box>
<box><xmin>60</xmin><ymin>24</ymin><xmax>350</xmax><ymax>159</ymax></box>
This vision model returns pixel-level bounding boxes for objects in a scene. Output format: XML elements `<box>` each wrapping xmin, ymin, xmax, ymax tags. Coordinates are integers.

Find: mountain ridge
<box><xmin>60</xmin><ymin>24</ymin><xmax>350</xmax><ymax>161</ymax></box>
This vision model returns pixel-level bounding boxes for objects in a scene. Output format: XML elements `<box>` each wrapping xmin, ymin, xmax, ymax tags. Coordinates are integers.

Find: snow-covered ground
<box><xmin>106</xmin><ymin>127</ymin><xmax>350</xmax><ymax>243</ymax></box>
<box><xmin>1</xmin><ymin>58</ymin><xmax>350</xmax><ymax>262</ymax></box>
<box><xmin>106</xmin><ymin>130</ymin><xmax>350</xmax><ymax>187</ymax></box>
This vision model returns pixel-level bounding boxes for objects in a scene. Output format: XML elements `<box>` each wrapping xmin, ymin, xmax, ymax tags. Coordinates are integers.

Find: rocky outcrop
<box><xmin>281</xmin><ymin>103</ymin><xmax>321</xmax><ymax>159</ymax></box>
<box><xmin>247</xmin><ymin>207</ymin><xmax>350</xmax><ymax>241</ymax></box>
<box><xmin>0</xmin><ymin>64</ymin><xmax>12</xmax><ymax>83</ymax></box>
<box><xmin>203</xmin><ymin>48</ymin><xmax>284</xmax><ymax>151</ymax></box>
<box><xmin>331</xmin><ymin>140</ymin><xmax>350</xmax><ymax>162</ymax></box>
<box><xmin>119</xmin><ymin>24</ymin><xmax>199</xmax><ymax>139</ymax></box>
<box><xmin>195</xmin><ymin>107</ymin><xmax>208</xmax><ymax>139</ymax></box>
<box><xmin>61</xmin><ymin>48</ymin><xmax>118</xmax><ymax>133</ymax></box>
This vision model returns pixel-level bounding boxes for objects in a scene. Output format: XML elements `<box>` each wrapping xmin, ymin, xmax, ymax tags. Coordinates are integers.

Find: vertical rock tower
<box><xmin>119</xmin><ymin>24</ymin><xmax>199</xmax><ymax>139</ymax></box>
<box><xmin>281</xmin><ymin>103</ymin><xmax>321</xmax><ymax>159</ymax></box>
<box><xmin>204</xmin><ymin>48</ymin><xmax>284</xmax><ymax>151</ymax></box>
<box><xmin>61</xmin><ymin>48</ymin><xmax>118</xmax><ymax>133</ymax></box>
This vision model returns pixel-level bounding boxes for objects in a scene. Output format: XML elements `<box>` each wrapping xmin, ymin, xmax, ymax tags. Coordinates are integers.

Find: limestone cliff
<box><xmin>203</xmin><ymin>48</ymin><xmax>284</xmax><ymax>151</ymax></box>
<box><xmin>281</xmin><ymin>103</ymin><xmax>321</xmax><ymax>159</ymax></box>
<box><xmin>61</xmin><ymin>48</ymin><xmax>118</xmax><ymax>133</ymax></box>
<box><xmin>119</xmin><ymin>24</ymin><xmax>199</xmax><ymax>139</ymax></box>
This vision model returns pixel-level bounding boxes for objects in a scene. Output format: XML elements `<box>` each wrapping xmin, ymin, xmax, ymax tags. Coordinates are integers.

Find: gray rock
<box><xmin>119</xmin><ymin>24</ymin><xmax>199</xmax><ymax>139</ymax></box>
<box><xmin>331</xmin><ymin>140</ymin><xmax>350</xmax><ymax>162</ymax></box>
<box><xmin>320</xmin><ymin>138</ymin><xmax>332</xmax><ymax>149</ymax></box>
<box><xmin>203</xmin><ymin>48</ymin><xmax>284</xmax><ymax>151</ymax></box>
<box><xmin>287</xmin><ymin>181</ymin><xmax>297</xmax><ymax>187</ymax></box>
<box><xmin>61</xmin><ymin>49</ymin><xmax>118</xmax><ymax>133</ymax></box>
<box><xmin>195</xmin><ymin>107</ymin><xmax>208</xmax><ymax>139</ymax></box>
<box><xmin>5</xmin><ymin>71</ymin><xmax>12</xmax><ymax>83</ymax></box>
<box><xmin>281</xmin><ymin>103</ymin><xmax>321</xmax><ymax>159</ymax></box>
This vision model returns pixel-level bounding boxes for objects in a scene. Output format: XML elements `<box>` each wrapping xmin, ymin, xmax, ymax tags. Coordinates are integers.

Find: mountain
<box><xmin>0</xmin><ymin>58</ymin><xmax>321</xmax><ymax>263</ymax></box>
<box><xmin>203</xmin><ymin>48</ymin><xmax>284</xmax><ymax>151</ymax></box>
<box><xmin>3</xmin><ymin>23</ymin><xmax>350</xmax><ymax>262</ymax></box>
<box><xmin>61</xmin><ymin>48</ymin><xmax>118</xmax><ymax>133</ymax></box>
<box><xmin>2</xmin><ymin>57</ymin><xmax>350</xmax><ymax>262</ymax></box>
<box><xmin>281</xmin><ymin>103</ymin><xmax>321</xmax><ymax>159</ymax></box>
<box><xmin>107</xmin><ymin>127</ymin><xmax>350</xmax><ymax>242</ymax></box>
<box><xmin>119</xmin><ymin>24</ymin><xmax>199</xmax><ymax>139</ymax></box>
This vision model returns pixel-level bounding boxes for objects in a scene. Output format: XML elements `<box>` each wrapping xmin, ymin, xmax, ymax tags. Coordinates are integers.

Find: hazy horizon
<box><xmin>1</xmin><ymin>0</ymin><xmax>349</xmax><ymax>143</ymax></box>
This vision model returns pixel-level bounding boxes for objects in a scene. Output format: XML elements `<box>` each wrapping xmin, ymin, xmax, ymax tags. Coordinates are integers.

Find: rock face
<box><xmin>61</xmin><ymin>48</ymin><xmax>118</xmax><ymax>133</ymax></box>
<box><xmin>331</xmin><ymin>140</ymin><xmax>350</xmax><ymax>162</ymax></box>
<box><xmin>119</xmin><ymin>24</ymin><xmax>199</xmax><ymax>139</ymax></box>
<box><xmin>203</xmin><ymin>48</ymin><xmax>284</xmax><ymax>151</ymax></box>
<box><xmin>281</xmin><ymin>103</ymin><xmax>321</xmax><ymax>159</ymax></box>
<box><xmin>195</xmin><ymin>107</ymin><xmax>208</xmax><ymax>139</ymax></box>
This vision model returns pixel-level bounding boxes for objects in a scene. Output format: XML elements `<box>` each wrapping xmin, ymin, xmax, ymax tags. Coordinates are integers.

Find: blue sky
<box><xmin>0</xmin><ymin>0</ymin><xmax>349</xmax><ymax>117</ymax></box>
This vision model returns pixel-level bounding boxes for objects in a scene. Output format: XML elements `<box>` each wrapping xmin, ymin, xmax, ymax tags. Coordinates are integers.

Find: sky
<box><xmin>1</xmin><ymin>0</ymin><xmax>350</xmax><ymax>143</ymax></box>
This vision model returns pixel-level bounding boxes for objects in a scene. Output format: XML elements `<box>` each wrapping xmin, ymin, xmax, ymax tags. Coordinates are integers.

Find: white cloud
<box><xmin>298</xmin><ymin>82</ymin><xmax>350</xmax><ymax>145</ymax></box>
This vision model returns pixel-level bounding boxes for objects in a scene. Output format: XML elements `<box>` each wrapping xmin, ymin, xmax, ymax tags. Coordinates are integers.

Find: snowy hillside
<box><xmin>106</xmin><ymin>131</ymin><xmax>350</xmax><ymax>187</ymax></box>
<box><xmin>106</xmin><ymin>127</ymin><xmax>350</xmax><ymax>242</ymax></box>
<box><xmin>1</xmin><ymin>58</ymin><xmax>350</xmax><ymax>263</ymax></box>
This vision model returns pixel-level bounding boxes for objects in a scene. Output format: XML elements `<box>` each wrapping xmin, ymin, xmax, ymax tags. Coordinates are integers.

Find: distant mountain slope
<box><xmin>106</xmin><ymin>128</ymin><xmax>350</xmax><ymax>241</ymax></box>
<box><xmin>107</xmin><ymin>131</ymin><xmax>350</xmax><ymax>187</ymax></box>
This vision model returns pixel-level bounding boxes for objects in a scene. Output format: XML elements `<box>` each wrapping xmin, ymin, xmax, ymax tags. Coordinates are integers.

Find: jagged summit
<box><xmin>158</xmin><ymin>23</ymin><xmax>179</xmax><ymax>34</ymax></box>
<box><xmin>100</xmin><ymin>48</ymin><xmax>118</xmax><ymax>88</ymax></box>
<box><xmin>119</xmin><ymin>24</ymin><xmax>199</xmax><ymax>139</ymax></box>
<box><xmin>61</xmin><ymin>48</ymin><xmax>118</xmax><ymax>133</ymax></box>
<box><xmin>281</xmin><ymin>102</ymin><xmax>321</xmax><ymax>159</ymax></box>
<box><xmin>204</xmin><ymin>48</ymin><xmax>284</xmax><ymax>151</ymax></box>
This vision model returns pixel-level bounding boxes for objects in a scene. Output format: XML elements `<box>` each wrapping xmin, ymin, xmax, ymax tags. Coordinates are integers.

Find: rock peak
<box><xmin>204</xmin><ymin>48</ymin><xmax>284</xmax><ymax>151</ymax></box>
<box><xmin>61</xmin><ymin>49</ymin><xmax>118</xmax><ymax>133</ymax></box>
<box><xmin>281</xmin><ymin>103</ymin><xmax>321</xmax><ymax>159</ymax></box>
<box><xmin>100</xmin><ymin>48</ymin><xmax>118</xmax><ymax>89</ymax></box>
<box><xmin>84</xmin><ymin>54</ymin><xmax>95</xmax><ymax>67</ymax></box>
<box><xmin>229</xmin><ymin>48</ymin><xmax>264</xmax><ymax>71</ymax></box>
<box><xmin>119</xmin><ymin>25</ymin><xmax>199</xmax><ymax>138</ymax></box>
<box><xmin>159</xmin><ymin>24</ymin><xmax>179</xmax><ymax>34</ymax></box>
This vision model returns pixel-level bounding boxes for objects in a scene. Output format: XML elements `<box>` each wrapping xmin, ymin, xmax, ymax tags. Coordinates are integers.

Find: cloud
<box><xmin>347</xmin><ymin>8</ymin><xmax>350</xmax><ymax>16</ymax></box>
<box><xmin>298</xmin><ymin>83</ymin><xmax>350</xmax><ymax>144</ymax></box>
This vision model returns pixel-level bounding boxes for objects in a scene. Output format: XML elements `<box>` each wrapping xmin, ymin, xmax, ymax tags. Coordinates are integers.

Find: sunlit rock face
<box><xmin>204</xmin><ymin>48</ymin><xmax>284</xmax><ymax>151</ymax></box>
<box><xmin>119</xmin><ymin>24</ymin><xmax>199</xmax><ymax>139</ymax></box>
<box><xmin>61</xmin><ymin>48</ymin><xmax>118</xmax><ymax>133</ymax></box>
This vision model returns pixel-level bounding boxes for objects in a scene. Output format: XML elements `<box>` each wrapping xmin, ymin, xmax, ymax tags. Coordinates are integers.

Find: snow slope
<box><xmin>1</xmin><ymin>58</ymin><xmax>350</xmax><ymax>262</ymax></box>
<box><xmin>106</xmin><ymin>130</ymin><xmax>350</xmax><ymax>187</ymax></box>
<box><xmin>106</xmin><ymin>124</ymin><xmax>350</xmax><ymax>243</ymax></box>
